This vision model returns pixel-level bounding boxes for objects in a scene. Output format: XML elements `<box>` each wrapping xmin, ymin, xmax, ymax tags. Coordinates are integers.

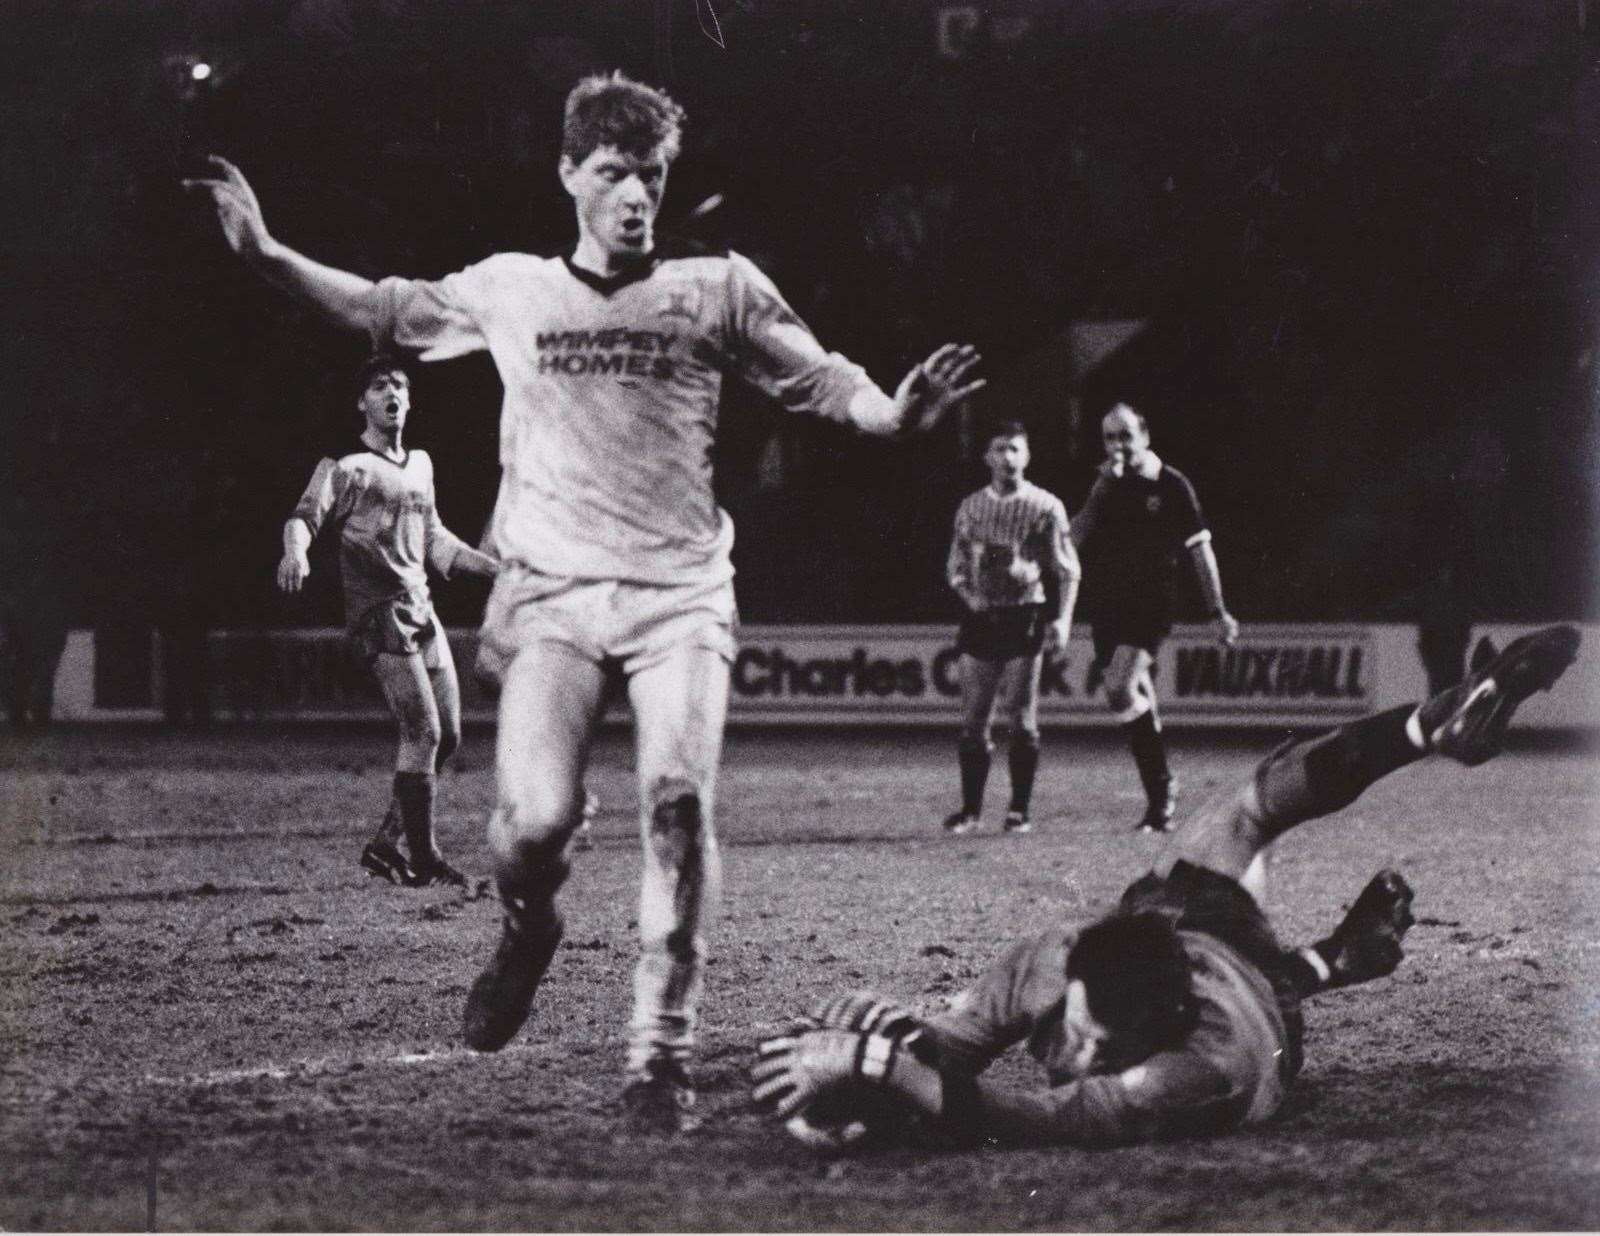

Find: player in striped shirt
<box><xmin>942</xmin><ymin>421</ymin><xmax>1080</xmax><ymax>834</ymax></box>
<box><xmin>280</xmin><ymin>354</ymin><xmax>500</xmax><ymax>888</ymax></box>
<box><xmin>186</xmin><ymin>72</ymin><xmax>983</xmax><ymax>1130</ymax></box>
<box><xmin>1071</xmin><ymin>403</ymin><xmax>1241</xmax><ymax>832</ymax></box>
<box><xmin>755</xmin><ymin>625</ymin><xmax>1580</xmax><ymax>1150</ymax></box>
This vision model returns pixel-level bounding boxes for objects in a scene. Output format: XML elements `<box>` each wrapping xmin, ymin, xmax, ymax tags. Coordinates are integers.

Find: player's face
<box><xmin>561</xmin><ymin>143</ymin><xmax>670</xmax><ymax>264</ymax></box>
<box><xmin>359</xmin><ymin>370</ymin><xmax>410</xmax><ymax>436</ymax></box>
<box><xmin>984</xmin><ymin>434</ymin><xmax>1029</xmax><ymax>485</ymax></box>
<box><xmin>1061</xmin><ymin>979</ymin><xmax>1115</xmax><ymax>1077</ymax></box>
<box><xmin>1101</xmin><ymin>408</ymin><xmax>1150</xmax><ymax>475</ymax></box>
<box><xmin>1061</xmin><ymin>978</ymin><xmax>1162</xmax><ymax>1078</ymax></box>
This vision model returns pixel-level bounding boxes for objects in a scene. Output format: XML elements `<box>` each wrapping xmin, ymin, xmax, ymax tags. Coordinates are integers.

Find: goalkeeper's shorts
<box><xmin>956</xmin><ymin>603</ymin><xmax>1047</xmax><ymax>662</ymax></box>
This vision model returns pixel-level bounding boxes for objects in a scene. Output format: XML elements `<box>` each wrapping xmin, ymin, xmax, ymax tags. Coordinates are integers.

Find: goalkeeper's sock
<box><xmin>957</xmin><ymin>741</ymin><xmax>991</xmax><ymax>817</ymax></box>
<box><xmin>1007</xmin><ymin>737</ymin><xmax>1040</xmax><ymax>814</ymax></box>
<box><xmin>1253</xmin><ymin>705</ymin><xmax>1421</xmax><ymax>842</ymax></box>
<box><xmin>394</xmin><ymin>771</ymin><xmax>439</xmax><ymax>862</ymax></box>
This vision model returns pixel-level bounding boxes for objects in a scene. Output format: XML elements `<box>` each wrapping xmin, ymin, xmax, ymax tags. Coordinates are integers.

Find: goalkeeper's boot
<box><xmin>359</xmin><ymin>837</ymin><xmax>415</xmax><ymax>885</ymax></box>
<box><xmin>1422</xmin><ymin>624</ymin><xmax>1580</xmax><ymax>766</ymax></box>
<box><xmin>1315</xmin><ymin>869</ymin><xmax>1415</xmax><ymax>988</ymax></box>
<box><xmin>408</xmin><ymin>852</ymin><xmax>471</xmax><ymax>890</ymax></box>
<box><xmin>1002</xmin><ymin>809</ymin><xmax>1032</xmax><ymax>834</ymax></box>
<box><xmin>620</xmin><ymin>1056</ymin><xmax>699</xmax><ymax>1134</ymax></box>
<box><xmin>463</xmin><ymin>900</ymin><xmax>564</xmax><ymax>1051</ymax></box>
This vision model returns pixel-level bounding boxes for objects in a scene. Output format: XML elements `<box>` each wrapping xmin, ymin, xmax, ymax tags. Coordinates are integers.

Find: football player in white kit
<box><xmin>280</xmin><ymin>355</ymin><xmax>499</xmax><ymax>888</ymax></box>
<box><xmin>186</xmin><ymin>72</ymin><xmax>984</xmax><ymax>1130</ymax></box>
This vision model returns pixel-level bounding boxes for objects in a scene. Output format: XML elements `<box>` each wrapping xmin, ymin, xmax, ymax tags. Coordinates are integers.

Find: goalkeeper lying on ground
<box><xmin>753</xmin><ymin>626</ymin><xmax>1580</xmax><ymax>1150</ymax></box>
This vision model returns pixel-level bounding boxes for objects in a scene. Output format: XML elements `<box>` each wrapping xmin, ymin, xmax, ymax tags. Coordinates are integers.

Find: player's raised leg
<box><xmin>621</xmin><ymin>641</ymin><xmax>730</xmax><ymax>1130</ymax></box>
<box><xmin>463</xmin><ymin>642</ymin><xmax>607</xmax><ymax>1052</ymax></box>
<box><xmin>1158</xmin><ymin>624</ymin><xmax>1581</xmax><ymax>889</ymax></box>
<box><xmin>998</xmin><ymin>653</ymin><xmax>1043</xmax><ymax>833</ymax></box>
<box><xmin>946</xmin><ymin>654</ymin><xmax>1004</xmax><ymax>833</ymax></box>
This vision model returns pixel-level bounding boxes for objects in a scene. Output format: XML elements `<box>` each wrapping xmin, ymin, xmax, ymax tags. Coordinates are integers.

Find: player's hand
<box><xmin>1008</xmin><ymin>558</ymin><xmax>1042</xmax><ymax>587</ymax></box>
<box><xmin>182</xmin><ymin>155</ymin><xmax>270</xmax><ymax>258</ymax></box>
<box><xmin>1045</xmin><ymin>617</ymin><xmax>1071</xmax><ymax>651</ymax></box>
<box><xmin>752</xmin><ymin>1027</ymin><xmax>870</xmax><ymax>1120</ymax></box>
<box><xmin>893</xmin><ymin>343</ymin><xmax>985</xmax><ymax>435</ymax></box>
<box><xmin>1098</xmin><ymin>458</ymin><xmax>1125</xmax><ymax>480</ymax></box>
<box><xmin>1211</xmin><ymin>610</ymin><xmax>1240</xmax><ymax>648</ymax></box>
<box><xmin>277</xmin><ymin>550</ymin><xmax>310</xmax><ymax>593</ymax></box>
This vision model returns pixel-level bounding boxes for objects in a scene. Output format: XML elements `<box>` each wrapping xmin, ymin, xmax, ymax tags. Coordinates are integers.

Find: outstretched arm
<box><xmin>183</xmin><ymin>156</ymin><xmax>383</xmax><ymax>335</ymax></box>
<box><xmin>754</xmin><ymin>1022</ymin><xmax>1237</xmax><ymax>1148</ymax></box>
<box><xmin>882</xmin><ymin>343</ymin><xmax>986</xmax><ymax>435</ymax></box>
<box><xmin>426</xmin><ymin>512</ymin><xmax>500</xmax><ymax>580</ymax></box>
<box><xmin>725</xmin><ymin>253</ymin><xmax>983</xmax><ymax>436</ymax></box>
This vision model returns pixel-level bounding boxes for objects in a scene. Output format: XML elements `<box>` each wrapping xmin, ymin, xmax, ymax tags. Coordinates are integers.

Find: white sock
<box><xmin>1404</xmin><ymin>709</ymin><xmax>1428</xmax><ymax>751</ymax></box>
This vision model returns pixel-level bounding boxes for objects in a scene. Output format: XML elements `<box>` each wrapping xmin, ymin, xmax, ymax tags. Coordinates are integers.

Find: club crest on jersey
<box><xmin>1146</xmin><ymin>495</ymin><xmax>1162</xmax><ymax>513</ymax></box>
<box><xmin>657</xmin><ymin>285</ymin><xmax>702</xmax><ymax>323</ymax></box>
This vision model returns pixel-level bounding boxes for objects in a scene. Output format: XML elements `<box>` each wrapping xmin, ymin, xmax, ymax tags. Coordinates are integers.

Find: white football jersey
<box><xmin>373</xmin><ymin>246</ymin><xmax>899</xmax><ymax>586</ymax></box>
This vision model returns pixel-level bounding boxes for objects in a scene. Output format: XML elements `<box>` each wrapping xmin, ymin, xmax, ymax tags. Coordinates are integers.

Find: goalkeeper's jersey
<box><xmin>923</xmin><ymin>923</ymin><xmax>1295</xmax><ymax>1146</ymax></box>
<box><xmin>372</xmin><ymin>244</ymin><xmax>900</xmax><ymax>587</ymax></box>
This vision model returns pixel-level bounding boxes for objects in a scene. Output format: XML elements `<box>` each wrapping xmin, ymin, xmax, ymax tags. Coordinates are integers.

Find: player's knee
<box><xmin>490</xmin><ymin>788</ymin><xmax>573</xmax><ymax>847</ymax></box>
<box><xmin>648</xmin><ymin>778</ymin><xmax>705</xmax><ymax>866</ymax></box>
<box><xmin>396</xmin><ymin>702</ymin><xmax>442</xmax><ymax>754</ymax></box>
<box><xmin>958</xmin><ymin>734</ymin><xmax>993</xmax><ymax>755</ymax></box>
<box><xmin>1105</xmin><ymin>680</ymin><xmax>1136</xmax><ymax>713</ymax></box>
<box><xmin>488</xmin><ymin>806</ymin><xmax>571</xmax><ymax>900</ymax></box>
<box><xmin>1014</xmin><ymin>727</ymin><xmax>1040</xmax><ymax>750</ymax></box>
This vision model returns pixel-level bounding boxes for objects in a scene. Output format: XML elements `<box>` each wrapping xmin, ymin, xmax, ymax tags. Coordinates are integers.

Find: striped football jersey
<box><xmin>947</xmin><ymin>481</ymin><xmax>1074</xmax><ymax>612</ymax></box>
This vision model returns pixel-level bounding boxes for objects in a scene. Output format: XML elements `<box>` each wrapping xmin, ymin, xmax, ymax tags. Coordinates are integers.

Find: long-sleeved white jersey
<box><xmin>372</xmin><ymin>245</ymin><xmax>901</xmax><ymax>586</ymax></box>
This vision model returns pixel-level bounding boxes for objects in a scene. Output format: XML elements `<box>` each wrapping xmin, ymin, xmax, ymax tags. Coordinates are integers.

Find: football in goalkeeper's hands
<box><xmin>782</xmin><ymin>1083</ymin><xmax>908</xmax><ymax>1155</ymax></box>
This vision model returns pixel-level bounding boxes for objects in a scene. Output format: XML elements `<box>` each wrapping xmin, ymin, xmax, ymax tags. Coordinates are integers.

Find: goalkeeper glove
<box><xmin>810</xmin><ymin>991</ymin><xmax>923</xmax><ymax>1042</ymax></box>
<box><xmin>752</xmin><ymin>1026</ymin><xmax>911</xmax><ymax>1120</ymax></box>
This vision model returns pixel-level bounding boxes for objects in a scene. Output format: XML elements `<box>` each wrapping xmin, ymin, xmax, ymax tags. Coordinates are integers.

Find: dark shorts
<box><xmin>1117</xmin><ymin>860</ymin><xmax>1305</xmax><ymax>1071</ymax></box>
<box><xmin>957</xmin><ymin>604</ymin><xmax>1048</xmax><ymax>662</ymax></box>
<box><xmin>1091</xmin><ymin>611</ymin><xmax>1172</xmax><ymax>667</ymax></box>
<box><xmin>349</xmin><ymin>593</ymin><xmax>444</xmax><ymax>667</ymax></box>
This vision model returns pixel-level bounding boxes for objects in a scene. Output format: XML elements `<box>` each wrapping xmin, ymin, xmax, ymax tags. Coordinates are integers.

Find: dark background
<box><xmin>2</xmin><ymin>0</ymin><xmax>1595</xmax><ymax>639</ymax></box>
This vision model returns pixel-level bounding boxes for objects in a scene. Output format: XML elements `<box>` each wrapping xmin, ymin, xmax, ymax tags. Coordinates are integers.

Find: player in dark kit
<box><xmin>942</xmin><ymin>422</ymin><xmax>1080</xmax><ymax>834</ymax></box>
<box><xmin>754</xmin><ymin>624</ymin><xmax>1581</xmax><ymax>1151</ymax></box>
<box><xmin>1071</xmin><ymin>403</ymin><xmax>1240</xmax><ymax>832</ymax></box>
<box><xmin>279</xmin><ymin>355</ymin><xmax>500</xmax><ymax>888</ymax></box>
